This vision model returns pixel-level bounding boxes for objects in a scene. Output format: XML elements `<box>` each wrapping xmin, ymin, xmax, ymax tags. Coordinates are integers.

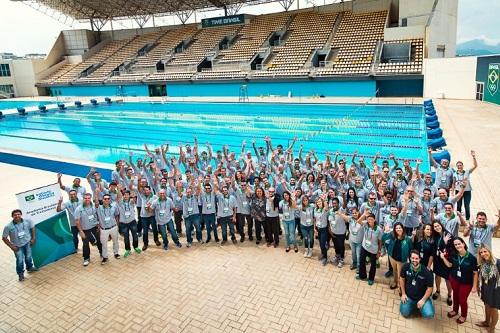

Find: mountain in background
<box><xmin>457</xmin><ymin>39</ymin><xmax>500</xmax><ymax>56</ymax></box>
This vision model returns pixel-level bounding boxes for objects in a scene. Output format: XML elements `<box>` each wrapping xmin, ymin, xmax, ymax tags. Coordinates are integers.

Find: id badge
<box><xmin>420</xmin><ymin>251</ymin><xmax>424</xmax><ymax>258</ymax></box>
<box><xmin>440</xmin><ymin>177</ymin><xmax>446</xmax><ymax>183</ymax></box>
<box><xmin>407</xmin><ymin>211</ymin><xmax>412</xmax><ymax>217</ymax></box>
<box><xmin>104</xmin><ymin>216</ymin><xmax>111</xmax><ymax>222</ymax></box>
<box><xmin>207</xmin><ymin>203</ymin><xmax>212</xmax><ymax>209</ymax></box>
<box><xmin>266</xmin><ymin>208</ymin><xmax>270</xmax><ymax>213</ymax></box>
<box><xmin>242</xmin><ymin>201</ymin><xmax>248</xmax><ymax>206</ymax></box>
<box><xmin>124</xmin><ymin>211</ymin><xmax>132</xmax><ymax>218</ymax></box>
<box><xmin>457</xmin><ymin>270</ymin><xmax>462</xmax><ymax>278</ymax></box>
<box><xmin>411</xmin><ymin>280</ymin><xmax>416</xmax><ymax>286</ymax></box>
<box><xmin>188</xmin><ymin>207</ymin><xmax>193</xmax><ymax>213</ymax></box>
<box><xmin>473</xmin><ymin>238</ymin><xmax>481</xmax><ymax>247</ymax></box>
<box><xmin>88</xmin><ymin>215</ymin><xmax>95</xmax><ymax>221</ymax></box>
<box><xmin>352</xmin><ymin>231</ymin><xmax>358</xmax><ymax>236</ymax></box>
<box><xmin>18</xmin><ymin>231</ymin><xmax>26</xmax><ymax>238</ymax></box>
<box><xmin>223</xmin><ymin>207</ymin><xmax>229</xmax><ymax>214</ymax></box>
<box><xmin>159</xmin><ymin>210</ymin><xmax>166</xmax><ymax>217</ymax></box>
<box><xmin>284</xmin><ymin>213</ymin><xmax>290</xmax><ymax>219</ymax></box>
<box><xmin>364</xmin><ymin>239</ymin><xmax>372</xmax><ymax>247</ymax></box>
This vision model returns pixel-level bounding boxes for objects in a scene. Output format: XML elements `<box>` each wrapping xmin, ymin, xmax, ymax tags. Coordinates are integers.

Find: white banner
<box><xmin>16</xmin><ymin>183</ymin><xmax>61</xmax><ymax>224</ymax></box>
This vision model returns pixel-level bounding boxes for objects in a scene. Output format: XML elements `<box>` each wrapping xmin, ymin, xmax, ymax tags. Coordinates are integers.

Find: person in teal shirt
<box><xmin>382</xmin><ymin>222</ymin><xmax>413</xmax><ymax>291</ymax></box>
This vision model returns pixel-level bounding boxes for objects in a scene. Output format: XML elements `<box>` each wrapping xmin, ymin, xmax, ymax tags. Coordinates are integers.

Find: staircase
<box><xmin>324</xmin><ymin>12</ymin><xmax>344</xmax><ymax>49</ymax></box>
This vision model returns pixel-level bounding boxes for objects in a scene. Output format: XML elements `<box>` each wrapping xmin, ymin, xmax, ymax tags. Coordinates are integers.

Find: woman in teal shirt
<box><xmin>382</xmin><ymin>222</ymin><xmax>413</xmax><ymax>291</ymax></box>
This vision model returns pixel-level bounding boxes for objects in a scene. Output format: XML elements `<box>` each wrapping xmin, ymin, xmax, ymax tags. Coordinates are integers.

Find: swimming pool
<box><xmin>0</xmin><ymin>101</ymin><xmax>429</xmax><ymax>172</ymax></box>
<box><xmin>0</xmin><ymin>100</ymin><xmax>55</xmax><ymax>110</ymax></box>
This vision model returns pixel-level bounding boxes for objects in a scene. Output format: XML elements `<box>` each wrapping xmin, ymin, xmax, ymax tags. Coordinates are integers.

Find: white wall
<box><xmin>384</xmin><ymin>25</ymin><xmax>425</xmax><ymax>41</ymax></box>
<box><xmin>423</xmin><ymin>56</ymin><xmax>477</xmax><ymax>99</ymax></box>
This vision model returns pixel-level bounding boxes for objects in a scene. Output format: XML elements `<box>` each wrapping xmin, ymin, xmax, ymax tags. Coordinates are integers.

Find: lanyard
<box><xmin>124</xmin><ymin>200</ymin><xmax>131</xmax><ymax>211</ymax></box>
<box><xmin>473</xmin><ymin>227</ymin><xmax>486</xmax><ymax>240</ymax></box>
<box><xmin>458</xmin><ymin>252</ymin><xmax>469</xmax><ymax>270</ymax></box>
<box><xmin>366</xmin><ymin>225</ymin><xmax>377</xmax><ymax>240</ymax></box>
<box><xmin>101</xmin><ymin>205</ymin><xmax>112</xmax><ymax>217</ymax></box>
<box><xmin>408</xmin><ymin>265</ymin><xmax>421</xmax><ymax>281</ymax></box>
<box><xmin>14</xmin><ymin>221</ymin><xmax>25</xmax><ymax>233</ymax></box>
<box><xmin>84</xmin><ymin>205</ymin><xmax>94</xmax><ymax>216</ymax></box>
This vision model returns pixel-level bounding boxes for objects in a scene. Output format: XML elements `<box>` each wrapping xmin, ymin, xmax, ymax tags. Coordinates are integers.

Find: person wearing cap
<box><xmin>463</xmin><ymin>211</ymin><xmax>500</xmax><ymax>256</ymax></box>
<box><xmin>2</xmin><ymin>209</ymin><xmax>38</xmax><ymax>281</ymax></box>
<box><xmin>399</xmin><ymin>250</ymin><xmax>435</xmax><ymax>318</ymax></box>
<box><xmin>151</xmin><ymin>188</ymin><xmax>182</xmax><ymax>250</ymax></box>
<box><xmin>115</xmin><ymin>186</ymin><xmax>141</xmax><ymax>257</ymax></box>
<box><xmin>56</xmin><ymin>189</ymin><xmax>81</xmax><ymax>251</ymax></box>
<box><xmin>94</xmin><ymin>191</ymin><xmax>120</xmax><ymax>264</ymax></box>
<box><xmin>57</xmin><ymin>172</ymin><xmax>86</xmax><ymax>200</ymax></box>
<box><xmin>74</xmin><ymin>192</ymin><xmax>102</xmax><ymax>266</ymax></box>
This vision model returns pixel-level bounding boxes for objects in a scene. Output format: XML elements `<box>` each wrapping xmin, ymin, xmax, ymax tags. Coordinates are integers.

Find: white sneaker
<box><xmin>83</xmin><ymin>259</ymin><xmax>90</xmax><ymax>267</ymax></box>
<box><xmin>330</xmin><ymin>256</ymin><xmax>338</xmax><ymax>265</ymax></box>
<box><xmin>307</xmin><ymin>249</ymin><xmax>313</xmax><ymax>258</ymax></box>
<box><xmin>304</xmin><ymin>248</ymin><xmax>309</xmax><ymax>258</ymax></box>
<box><xmin>337</xmin><ymin>259</ymin><xmax>344</xmax><ymax>268</ymax></box>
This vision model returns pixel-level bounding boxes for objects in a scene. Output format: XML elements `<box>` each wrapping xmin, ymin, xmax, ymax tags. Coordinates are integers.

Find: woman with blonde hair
<box><xmin>476</xmin><ymin>245</ymin><xmax>500</xmax><ymax>332</ymax></box>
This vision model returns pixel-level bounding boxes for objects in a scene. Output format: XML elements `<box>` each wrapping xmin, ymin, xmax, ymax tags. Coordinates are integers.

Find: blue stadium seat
<box><xmin>428</xmin><ymin>137</ymin><xmax>446</xmax><ymax>150</ymax></box>
<box><xmin>427</xmin><ymin>128</ymin><xmax>443</xmax><ymax>139</ymax></box>
<box><xmin>432</xmin><ymin>150</ymin><xmax>451</xmax><ymax>163</ymax></box>
<box><xmin>427</xmin><ymin>120</ymin><xmax>440</xmax><ymax>129</ymax></box>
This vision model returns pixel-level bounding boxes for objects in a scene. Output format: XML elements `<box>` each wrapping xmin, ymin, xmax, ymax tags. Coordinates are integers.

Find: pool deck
<box><xmin>0</xmin><ymin>98</ymin><xmax>499</xmax><ymax>333</ymax></box>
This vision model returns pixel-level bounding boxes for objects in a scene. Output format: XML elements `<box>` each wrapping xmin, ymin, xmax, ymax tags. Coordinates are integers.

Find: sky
<box><xmin>0</xmin><ymin>0</ymin><xmax>499</xmax><ymax>56</ymax></box>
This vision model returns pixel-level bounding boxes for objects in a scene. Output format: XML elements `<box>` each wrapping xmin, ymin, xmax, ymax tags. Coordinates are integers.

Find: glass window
<box><xmin>0</xmin><ymin>84</ymin><xmax>14</xmax><ymax>96</ymax></box>
<box><xmin>0</xmin><ymin>64</ymin><xmax>11</xmax><ymax>77</ymax></box>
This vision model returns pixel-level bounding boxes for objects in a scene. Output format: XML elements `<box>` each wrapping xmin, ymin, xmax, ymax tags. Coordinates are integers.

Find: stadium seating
<box><xmin>38</xmin><ymin>7</ymin><xmax>426</xmax><ymax>85</ymax></box>
<box><xmin>314</xmin><ymin>11</ymin><xmax>386</xmax><ymax>76</ymax></box>
<box><xmin>216</xmin><ymin>12</ymin><xmax>291</xmax><ymax>64</ymax></box>
<box><xmin>250</xmin><ymin>11</ymin><xmax>337</xmax><ymax>77</ymax></box>
<box><xmin>376</xmin><ymin>39</ymin><xmax>423</xmax><ymax>74</ymax></box>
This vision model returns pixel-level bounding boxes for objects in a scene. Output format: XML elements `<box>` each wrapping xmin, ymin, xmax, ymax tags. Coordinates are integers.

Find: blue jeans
<box><xmin>300</xmin><ymin>225</ymin><xmax>314</xmax><ymax>249</ymax></box>
<box><xmin>283</xmin><ymin>219</ymin><xmax>296</xmax><ymax>246</ymax></box>
<box><xmin>219</xmin><ymin>216</ymin><xmax>236</xmax><ymax>241</ymax></box>
<box><xmin>142</xmin><ymin>216</ymin><xmax>159</xmax><ymax>246</ymax></box>
<box><xmin>400</xmin><ymin>298</ymin><xmax>435</xmax><ymax>318</ymax></box>
<box><xmin>203</xmin><ymin>213</ymin><xmax>219</xmax><ymax>241</ymax></box>
<box><xmin>158</xmin><ymin>220</ymin><xmax>180</xmax><ymax>248</ymax></box>
<box><xmin>119</xmin><ymin>221</ymin><xmax>139</xmax><ymax>250</ymax></box>
<box><xmin>185</xmin><ymin>214</ymin><xmax>202</xmax><ymax>243</ymax></box>
<box><xmin>349</xmin><ymin>241</ymin><xmax>361</xmax><ymax>267</ymax></box>
<box><xmin>318</xmin><ymin>227</ymin><xmax>329</xmax><ymax>258</ymax></box>
<box><xmin>15</xmin><ymin>243</ymin><xmax>34</xmax><ymax>274</ymax></box>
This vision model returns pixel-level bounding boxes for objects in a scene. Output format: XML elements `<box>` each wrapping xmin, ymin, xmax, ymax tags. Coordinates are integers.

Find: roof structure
<box><xmin>12</xmin><ymin>0</ymin><xmax>283</xmax><ymax>21</ymax></box>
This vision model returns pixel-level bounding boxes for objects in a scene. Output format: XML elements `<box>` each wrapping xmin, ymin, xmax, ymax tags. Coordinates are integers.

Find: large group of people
<box><xmin>3</xmin><ymin>137</ymin><xmax>500</xmax><ymax>330</ymax></box>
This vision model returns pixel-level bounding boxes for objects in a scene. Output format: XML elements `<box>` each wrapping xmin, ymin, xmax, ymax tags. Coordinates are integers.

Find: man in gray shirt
<box><xmin>234</xmin><ymin>181</ymin><xmax>253</xmax><ymax>243</ymax></box>
<box><xmin>215</xmin><ymin>184</ymin><xmax>238</xmax><ymax>244</ymax></box>
<box><xmin>56</xmin><ymin>189</ymin><xmax>80</xmax><ymax>252</ymax></box>
<box><xmin>95</xmin><ymin>192</ymin><xmax>120</xmax><ymax>264</ymax></box>
<box><xmin>74</xmin><ymin>193</ymin><xmax>103</xmax><ymax>267</ymax></box>
<box><xmin>201</xmin><ymin>183</ymin><xmax>219</xmax><ymax>243</ymax></box>
<box><xmin>2</xmin><ymin>209</ymin><xmax>38</xmax><ymax>281</ymax></box>
<box><xmin>151</xmin><ymin>189</ymin><xmax>182</xmax><ymax>250</ymax></box>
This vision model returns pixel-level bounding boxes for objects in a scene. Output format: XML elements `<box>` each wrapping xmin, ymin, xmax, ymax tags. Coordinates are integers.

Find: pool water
<box><xmin>0</xmin><ymin>101</ymin><xmax>429</xmax><ymax>172</ymax></box>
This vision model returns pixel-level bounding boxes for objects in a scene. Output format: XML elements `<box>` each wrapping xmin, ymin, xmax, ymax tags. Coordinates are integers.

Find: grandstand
<box><xmin>8</xmin><ymin>0</ymin><xmax>457</xmax><ymax>98</ymax></box>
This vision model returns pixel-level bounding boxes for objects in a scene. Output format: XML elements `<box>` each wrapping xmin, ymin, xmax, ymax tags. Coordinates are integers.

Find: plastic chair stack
<box><xmin>424</xmin><ymin>99</ymin><xmax>450</xmax><ymax>162</ymax></box>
